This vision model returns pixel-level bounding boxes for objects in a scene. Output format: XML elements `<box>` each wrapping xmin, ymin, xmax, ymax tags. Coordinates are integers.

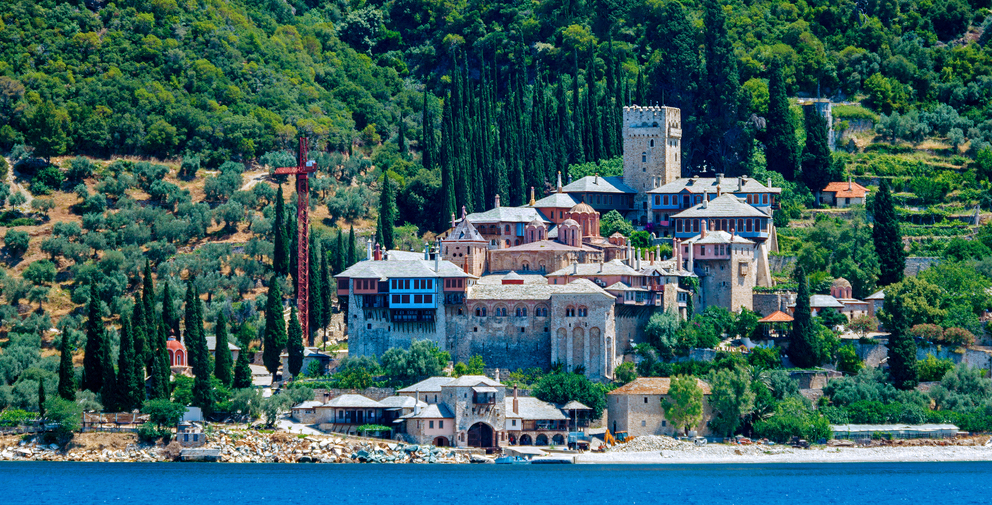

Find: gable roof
<box><xmin>397</xmin><ymin>377</ymin><xmax>455</xmax><ymax>393</ymax></box>
<box><xmin>758</xmin><ymin>310</ymin><xmax>794</xmax><ymax>323</ymax></box>
<box><xmin>322</xmin><ymin>394</ymin><xmax>385</xmax><ymax>408</ymax></box>
<box><xmin>465</xmin><ymin>206</ymin><xmax>548</xmax><ymax>224</ymax></box>
<box><xmin>379</xmin><ymin>396</ymin><xmax>427</xmax><ymax>409</ymax></box>
<box><xmin>531</xmin><ymin>192</ymin><xmax>578</xmax><ymax>209</ymax></box>
<box><xmin>468</xmin><ymin>278</ymin><xmax>616</xmax><ymax>301</ymax></box>
<box><xmin>822</xmin><ymin>181</ymin><xmax>870</xmax><ymax>198</ymax></box>
<box><xmin>546</xmin><ymin>259</ymin><xmax>642</xmax><ymax>277</ymax></box>
<box><xmin>504</xmin><ymin>397</ymin><xmax>567</xmax><ymax>420</ymax></box>
<box><xmin>562</xmin><ymin>175</ymin><xmax>636</xmax><ymax>194</ymax></box>
<box><xmin>442</xmin><ymin>375</ymin><xmax>503</xmax><ymax>388</ymax></box>
<box><xmin>682</xmin><ymin>230</ymin><xmax>755</xmax><ymax>245</ymax></box>
<box><xmin>608</xmin><ymin>377</ymin><xmax>712</xmax><ymax>395</ymax></box>
<box><xmin>648</xmin><ymin>176</ymin><xmax>781</xmax><ymax>195</ymax></box>
<box><xmin>673</xmin><ymin>194</ymin><xmax>770</xmax><ymax>219</ymax></box>
<box><xmin>401</xmin><ymin>403</ymin><xmax>455</xmax><ymax>419</ymax></box>
<box><xmin>336</xmin><ymin>258</ymin><xmax>476</xmax><ymax>280</ymax></box>
<box><xmin>205</xmin><ymin>336</ymin><xmax>240</xmax><ymax>352</ymax></box>
<box><xmin>445</xmin><ymin>216</ymin><xmax>486</xmax><ymax>242</ymax></box>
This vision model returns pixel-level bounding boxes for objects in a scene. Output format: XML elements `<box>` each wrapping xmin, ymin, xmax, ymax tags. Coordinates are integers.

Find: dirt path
<box><xmin>241</xmin><ymin>171</ymin><xmax>270</xmax><ymax>191</ymax></box>
<box><xmin>4</xmin><ymin>157</ymin><xmax>33</xmax><ymax>210</ymax></box>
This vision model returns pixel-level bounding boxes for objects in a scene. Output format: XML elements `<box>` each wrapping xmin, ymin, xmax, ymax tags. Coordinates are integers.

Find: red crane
<box><xmin>274</xmin><ymin>138</ymin><xmax>317</xmax><ymax>344</ymax></box>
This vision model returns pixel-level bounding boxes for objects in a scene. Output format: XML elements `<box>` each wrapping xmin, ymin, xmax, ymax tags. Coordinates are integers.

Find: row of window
<box><xmin>473</xmin><ymin>306</ymin><xmax>551</xmax><ymax>317</ymax></box>
<box><xmin>354</xmin><ymin>279</ymin><xmax>377</xmax><ymax>290</ymax></box>
<box><xmin>653</xmin><ymin>193</ymin><xmax>770</xmax><ymax>207</ymax></box>
<box><xmin>390</xmin><ymin>279</ymin><xmax>433</xmax><ymax>290</ymax></box>
<box><xmin>675</xmin><ymin>218</ymin><xmax>766</xmax><ymax>234</ymax></box>
<box><xmin>391</xmin><ymin>294</ymin><xmax>434</xmax><ymax>304</ymax></box>
<box><xmin>564</xmin><ymin>307</ymin><xmax>589</xmax><ymax>317</ymax></box>
<box><xmin>444</xmin><ymin>278</ymin><xmax>466</xmax><ymax>288</ymax></box>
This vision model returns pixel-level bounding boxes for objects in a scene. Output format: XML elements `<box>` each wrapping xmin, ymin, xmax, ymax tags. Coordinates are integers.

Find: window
<box><xmin>641</xmin><ymin>153</ymin><xmax>647</xmax><ymax>163</ymax></box>
<box><xmin>512</xmin><ymin>420</ymin><xmax>517</xmax><ymax>427</ymax></box>
<box><xmin>424</xmin><ymin>295</ymin><xmax>432</xmax><ymax>304</ymax></box>
<box><xmin>566</xmin><ymin>307</ymin><xmax>575</xmax><ymax>317</ymax></box>
<box><xmin>644</xmin><ymin>397</ymin><xmax>648</xmax><ymax>404</ymax></box>
<box><xmin>401</xmin><ymin>294</ymin><xmax>410</xmax><ymax>303</ymax></box>
<box><xmin>505</xmin><ymin>225</ymin><xmax>511</xmax><ymax>234</ymax></box>
<box><xmin>414</xmin><ymin>294</ymin><xmax>423</xmax><ymax>304</ymax></box>
<box><xmin>578</xmin><ymin>307</ymin><xmax>588</xmax><ymax>317</ymax></box>
<box><xmin>392</xmin><ymin>294</ymin><xmax>400</xmax><ymax>304</ymax></box>
<box><xmin>650</xmin><ymin>139</ymin><xmax>654</xmax><ymax>147</ymax></box>
<box><xmin>663</xmin><ymin>195</ymin><xmax>669</xmax><ymax>206</ymax></box>
<box><xmin>439</xmin><ymin>421</ymin><xmax>444</xmax><ymax>429</ymax></box>
<box><xmin>662</xmin><ymin>420</ymin><xmax>667</xmax><ymax>427</ymax></box>
<box><xmin>429</xmin><ymin>421</ymin><xmax>434</xmax><ymax>429</ymax></box>
<box><xmin>642</xmin><ymin>420</ymin><xmax>647</xmax><ymax>427</ymax></box>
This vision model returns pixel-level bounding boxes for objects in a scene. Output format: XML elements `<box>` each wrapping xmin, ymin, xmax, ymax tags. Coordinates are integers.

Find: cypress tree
<box><xmin>99</xmin><ymin>330</ymin><xmax>117</xmax><ymax>411</ymax></box>
<box><xmin>801</xmin><ymin>106</ymin><xmax>834</xmax><ymax>193</ymax></box>
<box><xmin>377</xmin><ymin>175</ymin><xmax>396</xmax><ymax>250</ymax></box>
<box><xmin>142</xmin><ymin>260</ymin><xmax>155</xmax><ymax>318</ymax></box>
<box><xmin>213</xmin><ymin>312</ymin><xmax>233</xmax><ymax>386</ymax></box>
<box><xmin>287</xmin><ymin>201</ymin><xmax>299</xmax><ymax>296</ymax></box>
<box><xmin>347</xmin><ymin>225</ymin><xmax>356</xmax><ymax>265</ymax></box>
<box><xmin>148</xmin><ymin>320</ymin><xmax>170</xmax><ymax>400</ymax></box>
<box><xmin>38</xmin><ymin>379</ymin><xmax>45</xmax><ymax>418</ymax></box>
<box><xmin>287</xmin><ymin>306</ymin><xmax>304</xmax><ymax>379</ymax></box>
<box><xmin>765</xmin><ymin>58</ymin><xmax>799</xmax><ymax>181</ymax></box>
<box><xmin>161</xmin><ymin>282</ymin><xmax>179</xmax><ymax>340</ymax></box>
<box><xmin>872</xmin><ymin>181</ymin><xmax>905</xmax><ymax>286</ymax></box>
<box><xmin>233</xmin><ymin>346</ymin><xmax>252</xmax><ymax>389</ymax></box>
<box><xmin>885</xmin><ymin>293</ymin><xmax>918</xmax><ymax>390</ymax></box>
<box><xmin>262</xmin><ymin>275</ymin><xmax>287</xmax><ymax>379</ymax></box>
<box><xmin>789</xmin><ymin>266</ymin><xmax>820</xmax><ymax>368</ymax></box>
<box><xmin>82</xmin><ymin>283</ymin><xmax>104</xmax><ymax>393</ymax></box>
<box><xmin>309</xmin><ymin>237</ymin><xmax>324</xmax><ymax>346</ymax></box>
<box><xmin>334</xmin><ymin>228</ymin><xmax>344</xmax><ymax>274</ymax></box>
<box><xmin>587</xmin><ymin>56</ymin><xmax>603</xmax><ymax>162</ymax></box>
<box><xmin>439</xmin><ymin>93</ymin><xmax>457</xmax><ymax>229</ymax></box>
<box><xmin>422</xmin><ymin>91</ymin><xmax>435</xmax><ymax>170</ymax></box>
<box><xmin>702</xmin><ymin>0</ymin><xmax>744</xmax><ymax>175</ymax></box>
<box><xmin>116</xmin><ymin>313</ymin><xmax>141</xmax><ymax>411</ymax></box>
<box><xmin>572</xmin><ymin>50</ymin><xmax>586</xmax><ymax>165</ymax></box>
<box><xmin>132</xmin><ymin>293</ymin><xmax>148</xmax><ymax>367</ymax></box>
<box><xmin>635</xmin><ymin>68</ymin><xmax>646</xmax><ymax>106</ymax></box>
<box><xmin>319</xmin><ymin>247</ymin><xmax>333</xmax><ymax>344</ymax></box>
<box><xmin>651</xmin><ymin>1</ymin><xmax>700</xmax><ymax>167</ymax></box>
<box><xmin>273</xmin><ymin>184</ymin><xmax>289</xmax><ymax>276</ymax></box>
<box><xmin>57</xmin><ymin>330</ymin><xmax>75</xmax><ymax>401</ymax></box>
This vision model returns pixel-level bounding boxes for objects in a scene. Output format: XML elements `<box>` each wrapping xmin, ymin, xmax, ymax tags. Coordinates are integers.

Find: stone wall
<box><xmin>753</xmin><ymin>292</ymin><xmax>796</xmax><ymax>316</ymax></box>
<box><xmin>614</xmin><ymin>305</ymin><xmax>655</xmax><ymax>355</ymax></box>
<box><xmin>607</xmin><ymin>393</ymin><xmax>712</xmax><ymax>438</ymax></box>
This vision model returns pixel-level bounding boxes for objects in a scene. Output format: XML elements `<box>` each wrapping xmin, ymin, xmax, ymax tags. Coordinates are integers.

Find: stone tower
<box><xmin>622</xmin><ymin>105</ymin><xmax>682</xmax><ymax>223</ymax></box>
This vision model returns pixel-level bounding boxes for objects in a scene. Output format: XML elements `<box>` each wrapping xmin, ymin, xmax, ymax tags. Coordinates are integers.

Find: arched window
<box><xmin>505</xmin><ymin>224</ymin><xmax>511</xmax><ymax>234</ymax></box>
<box><xmin>578</xmin><ymin>306</ymin><xmax>588</xmax><ymax>317</ymax></box>
<box><xmin>641</xmin><ymin>153</ymin><xmax>647</xmax><ymax>163</ymax></box>
<box><xmin>650</xmin><ymin>139</ymin><xmax>654</xmax><ymax>147</ymax></box>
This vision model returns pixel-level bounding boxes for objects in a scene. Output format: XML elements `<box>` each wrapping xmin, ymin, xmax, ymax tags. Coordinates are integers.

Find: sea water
<box><xmin>2</xmin><ymin>461</ymin><xmax>991</xmax><ymax>505</ymax></box>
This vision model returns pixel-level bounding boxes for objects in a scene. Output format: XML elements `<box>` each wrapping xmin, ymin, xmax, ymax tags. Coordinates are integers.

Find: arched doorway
<box><xmin>519</xmin><ymin>434</ymin><xmax>533</xmax><ymax>446</ymax></box>
<box><xmin>552</xmin><ymin>434</ymin><xmax>565</xmax><ymax>445</ymax></box>
<box><xmin>536</xmin><ymin>434</ymin><xmax>549</xmax><ymax>446</ymax></box>
<box><xmin>467</xmin><ymin>422</ymin><xmax>494</xmax><ymax>448</ymax></box>
<box><xmin>433</xmin><ymin>436</ymin><xmax>449</xmax><ymax>447</ymax></box>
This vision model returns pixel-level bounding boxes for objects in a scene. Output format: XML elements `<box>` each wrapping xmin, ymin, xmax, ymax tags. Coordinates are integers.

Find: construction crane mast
<box><xmin>274</xmin><ymin>138</ymin><xmax>317</xmax><ymax>344</ymax></box>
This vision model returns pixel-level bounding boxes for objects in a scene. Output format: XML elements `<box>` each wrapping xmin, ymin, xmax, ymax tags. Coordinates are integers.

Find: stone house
<box><xmin>177</xmin><ymin>421</ymin><xmax>206</xmax><ymax>448</ymax></box>
<box><xmin>313</xmin><ymin>394</ymin><xmax>387</xmax><ymax>433</ymax></box>
<box><xmin>818</xmin><ymin>179</ymin><xmax>869</xmax><ymax>208</ymax></box>
<box><xmin>504</xmin><ymin>390</ymin><xmax>569</xmax><ymax>447</ymax></box>
<box><xmin>607</xmin><ymin>377</ymin><xmax>713</xmax><ymax>438</ymax></box>
<box><xmin>290</xmin><ymin>400</ymin><xmax>323</xmax><ymax>424</ymax></box>
<box><xmin>680</xmin><ymin>226</ymin><xmax>757</xmax><ymax>313</ymax></box>
<box><xmin>400</xmin><ymin>403</ymin><xmax>456</xmax><ymax>447</ymax></box>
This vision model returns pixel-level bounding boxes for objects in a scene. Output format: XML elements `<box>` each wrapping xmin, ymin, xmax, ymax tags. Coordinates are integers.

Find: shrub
<box><xmin>30</xmin><ymin>164</ymin><xmax>65</xmax><ymax>194</ymax></box>
<box><xmin>918</xmin><ymin>353</ymin><xmax>955</xmax><ymax>382</ymax></box>
<box><xmin>941</xmin><ymin>327</ymin><xmax>975</xmax><ymax>346</ymax></box>
<box><xmin>908</xmin><ymin>324</ymin><xmax>943</xmax><ymax>343</ymax></box>
<box><xmin>4</xmin><ymin>229</ymin><xmax>30</xmax><ymax>256</ymax></box>
<box><xmin>23</xmin><ymin>260</ymin><xmax>56</xmax><ymax>285</ymax></box>
<box><xmin>137</xmin><ymin>422</ymin><xmax>171</xmax><ymax>443</ymax></box>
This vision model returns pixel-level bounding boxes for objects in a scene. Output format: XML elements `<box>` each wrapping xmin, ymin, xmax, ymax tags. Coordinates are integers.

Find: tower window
<box><xmin>642</xmin><ymin>153</ymin><xmax>647</xmax><ymax>163</ymax></box>
<box><xmin>650</xmin><ymin>139</ymin><xmax>654</xmax><ymax>147</ymax></box>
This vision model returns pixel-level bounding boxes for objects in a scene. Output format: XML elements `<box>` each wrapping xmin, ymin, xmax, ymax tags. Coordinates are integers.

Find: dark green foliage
<box><xmin>379</xmin><ymin>340</ymin><xmax>449</xmax><ymax>387</ymax></box>
<box><xmin>347</xmin><ymin>226</ymin><xmax>357</xmax><ymax>266</ymax></box>
<box><xmin>4</xmin><ymin>229</ymin><xmax>29</xmax><ymax>257</ymax></box>
<box><xmin>801</xmin><ymin>106</ymin><xmax>836</xmax><ymax>193</ymax></box>
<box><xmin>700</xmin><ymin>0</ymin><xmax>748</xmax><ymax>176</ymax></box>
<box><xmin>57</xmin><ymin>330</ymin><xmax>75</xmax><ymax>401</ymax></box>
<box><xmin>287</xmin><ymin>306</ymin><xmax>304</xmax><ymax>379</ymax></box>
<box><xmin>37</xmin><ymin>378</ymin><xmax>45</xmax><ymax>418</ymax></box>
<box><xmin>142</xmin><ymin>399</ymin><xmax>187</xmax><ymax>430</ymax></box>
<box><xmin>273</xmin><ymin>185</ymin><xmax>289</xmax><ymax>277</ymax></box>
<box><xmin>533</xmin><ymin>372</ymin><xmax>608</xmax><ymax>419</ymax></box>
<box><xmin>319</xmin><ymin>246</ymin><xmax>333</xmax><ymax>342</ymax></box>
<box><xmin>262</xmin><ymin>275</ymin><xmax>287</xmax><ymax>378</ymax></box>
<box><xmin>99</xmin><ymin>327</ymin><xmax>117</xmax><ymax>412</ymax></box>
<box><xmin>885</xmin><ymin>293</ymin><xmax>919</xmax><ymax>390</ymax></box>
<box><xmin>161</xmin><ymin>282</ymin><xmax>180</xmax><ymax>341</ymax></box>
<box><xmin>789</xmin><ymin>267</ymin><xmax>821</xmax><ymax>368</ymax></box>
<box><xmin>233</xmin><ymin>347</ymin><xmax>253</xmax><ymax>389</ymax></box>
<box><xmin>377</xmin><ymin>175</ymin><xmax>396</xmax><ymax>250</ymax></box>
<box><xmin>765</xmin><ymin>59</ymin><xmax>799</xmax><ymax>182</ymax></box>
<box><xmin>872</xmin><ymin>182</ymin><xmax>905</xmax><ymax>286</ymax></box>
<box><xmin>308</xmin><ymin>237</ymin><xmax>324</xmax><ymax>346</ymax></box>
<box><xmin>117</xmin><ymin>314</ymin><xmax>144</xmax><ymax>411</ymax></box>
<box><xmin>81</xmin><ymin>284</ymin><xmax>104</xmax><ymax>393</ymax></box>
<box><xmin>213</xmin><ymin>312</ymin><xmax>233</xmax><ymax>387</ymax></box>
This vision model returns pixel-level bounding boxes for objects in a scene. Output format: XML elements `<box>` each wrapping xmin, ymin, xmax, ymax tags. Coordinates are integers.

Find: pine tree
<box><xmin>287</xmin><ymin>306</ymin><xmax>304</xmax><ymax>379</ymax></box>
<box><xmin>872</xmin><ymin>181</ymin><xmax>905</xmax><ymax>286</ymax></box>
<box><xmin>38</xmin><ymin>379</ymin><xmax>45</xmax><ymax>418</ymax></box>
<box><xmin>116</xmin><ymin>313</ymin><xmax>141</xmax><ymax>411</ymax></box>
<box><xmin>377</xmin><ymin>175</ymin><xmax>396</xmax><ymax>250</ymax></box>
<box><xmin>57</xmin><ymin>330</ymin><xmax>75</xmax><ymax>401</ymax></box>
<box><xmin>789</xmin><ymin>266</ymin><xmax>820</xmax><ymax>368</ymax></box>
<box><xmin>213</xmin><ymin>311</ymin><xmax>233</xmax><ymax>387</ymax></box>
<box><xmin>273</xmin><ymin>184</ymin><xmax>289</xmax><ymax>276</ymax></box>
<box><xmin>347</xmin><ymin>225</ymin><xmax>356</xmax><ymax>265</ymax></box>
<box><xmin>765</xmin><ymin>58</ymin><xmax>799</xmax><ymax>181</ymax></box>
<box><xmin>233</xmin><ymin>347</ymin><xmax>252</xmax><ymax>389</ymax></box>
<box><xmin>82</xmin><ymin>283</ymin><xmax>104</xmax><ymax>393</ymax></box>
<box><xmin>262</xmin><ymin>275</ymin><xmax>287</xmax><ymax>379</ymax></box>
<box><xmin>801</xmin><ymin>106</ymin><xmax>834</xmax><ymax>193</ymax></box>
<box><xmin>885</xmin><ymin>292</ymin><xmax>918</xmax><ymax>389</ymax></box>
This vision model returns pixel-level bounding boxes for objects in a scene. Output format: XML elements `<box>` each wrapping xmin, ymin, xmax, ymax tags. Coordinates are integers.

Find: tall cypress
<box><xmin>38</xmin><ymin>379</ymin><xmax>46</xmax><ymax>418</ymax></box>
<box><xmin>287</xmin><ymin>306</ymin><xmax>304</xmax><ymax>379</ymax></box>
<box><xmin>635</xmin><ymin>68</ymin><xmax>646</xmax><ymax>106</ymax></box>
<box><xmin>334</xmin><ymin>228</ymin><xmax>344</xmax><ymax>274</ymax></box>
<box><xmin>766</xmin><ymin>58</ymin><xmax>799</xmax><ymax>181</ymax></box>
<box><xmin>117</xmin><ymin>313</ymin><xmax>141</xmax><ymax>411</ymax></box>
<box><xmin>309</xmin><ymin>237</ymin><xmax>324</xmax><ymax>346</ymax></box>
<box><xmin>161</xmin><ymin>282</ymin><xmax>179</xmax><ymax>340</ymax></box>
<box><xmin>148</xmin><ymin>320</ymin><xmax>171</xmax><ymax>400</ymax></box>
<box><xmin>377</xmin><ymin>175</ymin><xmax>396</xmax><ymax>250</ymax></box>
<box><xmin>183</xmin><ymin>280</ymin><xmax>203</xmax><ymax>375</ymax></box>
<box><xmin>57</xmin><ymin>330</ymin><xmax>75</xmax><ymax>401</ymax></box>
<box><xmin>132</xmin><ymin>294</ymin><xmax>148</xmax><ymax>368</ymax></box>
<box><xmin>422</xmin><ymin>91</ymin><xmax>435</xmax><ymax>170</ymax></box>
<box><xmin>885</xmin><ymin>292</ymin><xmax>918</xmax><ymax>389</ymax></box>
<box><xmin>439</xmin><ymin>93</ymin><xmax>457</xmax><ymax>229</ymax></box>
<box><xmin>82</xmin><ymin>283</ymin><xmax>104</xmax><ymax>393</ymax></box>
<box><xmin>789</xmin><ymin>266</ymin><xmax>820</xmax><ymax>368</ymax></box>
<box><xmin>347</xmin><ymin>225</ymin><xmax>356</xmax><ymax>265</ymax></box>
<box><xmin>233</xmin><ymin>346</ymin><xmax>252</xmax><ymax>389</ymax></box>
<box><xmin>651</xmin><ymin>1</ymin><xmax>700</xmax><ymax>168</ymax></box>
<box><xmin>319</xmin><ymin>247</ymin><xmax>333</xmax><ymax>344</ymax></box>
<box><xmin>262</xmin><ymin>275</ymin><xmax>287</xmax><ymax>379</ymax></box>
<box><xmin>213</xmin><ymin>311</ymin><xmax>233</xmax><ymax>386</ymax></box>
<box><xmin>572</xmin><ymin>50</ymin><xmax>586</xmax><ymax>165</ymax></box>
<box><xmin>702</xmin><ymin>0</ymin><xmax>745</xmax><ymax>175</ymax></box>
<box><xmin>99</xmin><ymin>330</ymin><xmax>117</xmax><ymax>411</ymax></box>
<box><xmin>801</xmin><ymin>105</ymin><xmax>834</xmax><ymax>193</ymax></box>
<box><xmin>273</xmin><ymin>184</ymin><xmax>289</xmax><ymax>276</ymax></box>
<box><xmin>287</xmin><ymin>200</ymin><xmax>299</xmax><ymax>296</ymax></box>
<box><xmin>872</xmin><ymin>181</ymin><xmax>905</xmax><ymax>286</ymax></box>
<box><xmin>587</xmin><ymin>56</ymin><xmax>603</xmax><ymax>162</ymax></box>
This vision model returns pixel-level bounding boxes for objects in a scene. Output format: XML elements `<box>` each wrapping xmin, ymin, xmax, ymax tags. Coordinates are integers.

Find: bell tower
<box><xmin>622</xmin><ymin>105</ymin><xmax>682</xmax><ymax>223</ymax></box>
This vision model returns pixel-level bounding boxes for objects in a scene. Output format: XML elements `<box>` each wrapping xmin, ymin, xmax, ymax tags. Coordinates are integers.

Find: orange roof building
<box><xmin>818</xmin><ymin>179</ymin><xmax>870</xmax><ymax>208</ymax></box>
<box><xmin>758</xmin><ymin>310</ymin><xmax>794</xmax><ymax>323</ymax></box>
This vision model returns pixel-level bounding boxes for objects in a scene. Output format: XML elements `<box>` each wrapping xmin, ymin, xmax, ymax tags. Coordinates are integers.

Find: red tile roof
<box><xmin>758</xmin><ymin>310</ymin><xmax>794</xmax><ymax>323</ymax></box>
<box><xmin>822</xmin><ymin>181</ymin><xmax>870</xmax><ymax>198</ymax></box>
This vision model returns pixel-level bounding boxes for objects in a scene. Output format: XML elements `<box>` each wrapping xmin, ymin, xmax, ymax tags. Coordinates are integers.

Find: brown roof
<box><xmin>608</xmin><ymin>377</ymin><xmax>711</xmax><ymax>396</ymax></box>
<box><xmin>822</xmin><ymin>181</ymin><xmax>869</xmax><ymax>198</ymax></box>
<box><xmin>758</xmin><ymin>310</ymin><xmax>794</xmax><ymax>323</ymax></box>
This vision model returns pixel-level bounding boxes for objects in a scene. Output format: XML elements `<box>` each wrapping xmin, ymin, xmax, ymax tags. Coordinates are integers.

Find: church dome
<box><xmin>569</xmin><ymin>202</ymin><xmax>596</xmax><ymax>214</ymax></box>
<box><xmin>561</xmin><ymin>218</ymin><xmax>579</xmax><ymax>227</ymax></box>
<box><xmin>167</xmin><ymin>336</ymin><xmax>186</xmax><ymax>352</ymax></box>
<box><xmin>832</xmin><ymin>277</ymin><xmax>852</xmax><ymax>289</ymax></box>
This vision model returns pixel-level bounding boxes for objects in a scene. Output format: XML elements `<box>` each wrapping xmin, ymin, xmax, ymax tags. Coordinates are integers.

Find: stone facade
<box><xmin>623</xmin><ymin>105</ymin><xmax>682</xmax><ymax>223</ymax></box>
<box><xmin>607</xmin><ymin>378</ymin><xmax>713</xmax><ymax>437</ymax></box>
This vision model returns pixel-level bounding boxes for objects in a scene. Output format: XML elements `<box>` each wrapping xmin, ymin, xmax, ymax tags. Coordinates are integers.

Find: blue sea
<box><xmin>2</xmin><ymin>461</ymin><xmax>991</xmax><ymax>505</ymax></box>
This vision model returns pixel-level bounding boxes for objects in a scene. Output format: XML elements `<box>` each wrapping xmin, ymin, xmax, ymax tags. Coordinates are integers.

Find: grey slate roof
<box><xmin>336</xmin><ymin>258</ymin><xmax>476</xmax><ymax>280</ymax></box>
<box><xmin>604</xmin><ymin>281</ymin><xmax>647</xmax><ymax>292</ymax></box>
<box><xmin>476</xmin><ymin>274</ymin><xmax>548</xmax><ymax>285</ymax></box>
<box><xmin>672</xmin><ymin>194</ymin><xmax>770</xmax><ymax>219</ymax></box>
<box><xmin>465</xmin><ymin>206</ymin><xmax>548</xmax><ymax>224</ymax></box>
<box><xmin>205</xmin><ymin>336</ymin><xmax>240</xmax><ymax>353</ymax></box>
<box><xmin>866</xmin><ymin>289</ymin><xmax>885</xmax><ymax>300</ymax></box>
<box><xmin>531</xmin><ymin>192</ymin><xmax>578</xmax><ymax>209</ymax></box>
<box><xmin>397</xmin><ymin>377</ymin><xmax>455</xmax><ymax>393</ymax></box>
<box><xmin>496</xmin><ymin>239</ymin><xmax>597</xmax><ymax>253</ymax></box>
<box><xmin>379</xmin><ymin>396</ymin><xmax>428</xmax><ymax>410</ymax></box>
<box><xmin>468</xmin><ymin>278</ymin><xmax>615</xmax><ymax>301</ymax></box>
<box><xmin>809</xmin><ymin>295</ymin><xmax>845</xmax><ymax>308</ymax></box>
<box><xmin>443</xmin><ymin>375</ymin><xmax>503</xmax><ymax>388</ymax></box>
<box><xmin>562</xmin><ymin>176</ymin><xmax>636</xmax><ymax>194</ymax></box>
<box><xmin>446</xmin><ymin>216</ymin><xmax>486</xmax><ymax>242</ymax></box>
<box><xmin>322</xmin><ymin>394</ymin><xmax>385</xmax><ymax>408</ymax></box>
<box><xmin>547</xmin><ymin>259</ymin><xmax>642</xmax><ymax>278</ymax></box>
<box><xmin>292</xmin><ymin>401</ymin><xmax>323</xmax><ymax>410</ymax></box>
<box><xmin>504</xmin><ymin>397</ymin><xmax>568</xmax><ymax>420</ymax></box>
<box><xmin>401</xmin><ymin>403</ymin><xmax>455</xmax><ymax>419</ymax></box>
<box><xmin>683</xmin><ymin>230</ymin><xmax>755</xmax><ymax>245</ymax></box>
<box><xmin>647</xmin><ymin>176</ymin><xmax>781</xmax><ymax>194</ymax></box>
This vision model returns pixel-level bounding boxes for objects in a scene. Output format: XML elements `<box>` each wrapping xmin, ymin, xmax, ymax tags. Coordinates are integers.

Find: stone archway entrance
<box><xmin>467</xmin><ymin>422</ymin><xmax>494</xmax><ymax>448</ymax></box>
<box><xmin>433</xmin><ymin>436</ymin><xmax>449</xmax><ymax>447</ymax></box>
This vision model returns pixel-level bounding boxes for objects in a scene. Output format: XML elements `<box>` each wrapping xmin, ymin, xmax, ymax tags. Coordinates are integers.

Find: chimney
<box><xmin>687</xmin><ymin>241</ymin><xmax>694</xmax><ymax>272</ymax></box>
<box><xmin>366</xmin><ymin>239</ymin><xmax>373</xmax><ymax>261</ymax></box>
<box><xmin>414</xmin><ymin>400</ymin><xmax>421</xmax><ymax>416</ymax></box>
<box><xmin>700</xmin><ymin>220</ymin><xmax>707</xmax><ymax>239</ymax></box>
<box><xmin>495</xmin><ymin>368</ymin><xmax>500</xmax><ymax>382</ymax></box>
<box><xmin>848</xmin><ymin>174</ymin><xmax>853</xmax><ymax>191</ymax></box>
<box><xmin>767</xmin><ymin>178</ymin><xmax>773</xmax><ymax>190</ymax></box>
<box><xmin>737</xmin><ymin>177</ymin><xmax>743</xmax><ymax>192</ymax></box>
<box><xmin>461</xmin><ymin>206</ymin><xmax>467</xmax><ymax>220</ymax></box>
<box><xmin>701</xmin><ymin>190</ymin><xmax>708</xmax><ymax>209</ymax></box>
<box><xmin>529</xmin><ymin>186</ymin><xmax>536</xmax><ymax>206</ymax></box>
<box><xmin>599</xmin><ymin>260</ymin><xmax>604</xmax><ymax>273</ymax></box>
<box><xmin>557</xmin><ymin>171</ymin><xmax>563</xmax><ymax>193</ymax></box>
<box><xmin>716</xmin><ymin>185</ymin><xmax>722</xmax><ymax>197</ymax></box>
<box><xmin>573</xmin><ymin>261</ymin><xmax>578</xmax><ymax>275</ymax></box>
<box><xmin>715</xmin><ymin>173</ymin><xmax>723</xmax><ymax>185</ymax></box>
<box><xmin>424</xmin><ymin>243</ymin><xmax>429</xmax><ymax>260</ymax></box>
<box><xmin>451</xmin><ymin>212</ymin><xmax>456</xmax><ymax>229</ymax></box>
<box><xmin>594</xmin><ymin>172</ymin><xmax>599</xmax><ymax>184</ymax></box>
<box><xmin>435</xmin><ymin>240</ymin><xmax>440</xmax><ymax>272</ymax></box>
<box><xmin>636</xmin><ymin>248</ymin><xmax>641</xmax><ymax>270</ymax></box>
<box><xmin>494</xmin><ymin>194</ymin><xmax>501</xmax><ymax>208</ymax></box>
<box><xmin>373</xmin><ymin>243</ymin><xmax>382</xmax><ymax>261</ymax></box>
<box><xmin>513</xmin><ymin>385</ymin><xmax>519</xmax><ymax>415</ymax></box>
